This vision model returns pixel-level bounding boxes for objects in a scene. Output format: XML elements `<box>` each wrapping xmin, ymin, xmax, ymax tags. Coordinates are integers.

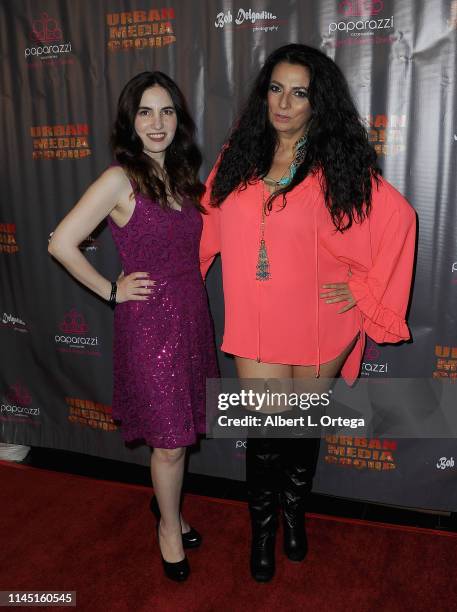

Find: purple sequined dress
<box><xmin>107</xmin><ymin>181</ymin><xmax>218</xmax><ymax>449</ymax></box>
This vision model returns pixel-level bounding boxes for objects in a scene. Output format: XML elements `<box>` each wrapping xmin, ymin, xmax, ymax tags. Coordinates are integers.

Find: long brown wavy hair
<box><xmin>111</xmin><ymin>71</ymin><xmax>205</xmax><ymax>211</ymax></box>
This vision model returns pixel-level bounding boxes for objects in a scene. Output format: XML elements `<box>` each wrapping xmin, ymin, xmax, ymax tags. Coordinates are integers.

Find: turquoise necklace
<box><xmin>262</xmin><ymin>134</ymin><xmax>308</xmax><ymax>189</ymax></box>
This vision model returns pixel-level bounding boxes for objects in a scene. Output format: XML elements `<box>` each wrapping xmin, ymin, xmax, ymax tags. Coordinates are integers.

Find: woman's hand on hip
<box><xmin>320</xmin><ymin>281</ymin><xmax>356</xmax><ymax>313</ymax></box>
<box><xmin>116</xmin><ymin>272</ymin><xmax>155</xmax><ymax>303</ymax></box>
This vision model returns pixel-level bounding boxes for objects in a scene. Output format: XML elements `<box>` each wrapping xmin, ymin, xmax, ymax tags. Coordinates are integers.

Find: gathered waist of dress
<box><xmin>122</xmin><ymin>266</ymin><xmax>202</xmax><ymax>282</ymax></box>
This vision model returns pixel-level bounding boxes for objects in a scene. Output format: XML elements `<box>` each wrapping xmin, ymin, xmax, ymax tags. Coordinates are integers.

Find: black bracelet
<box><xmin>108</xmin><ymin>281</ymin><xmax>117</xmax><ymax>309</ymax></box>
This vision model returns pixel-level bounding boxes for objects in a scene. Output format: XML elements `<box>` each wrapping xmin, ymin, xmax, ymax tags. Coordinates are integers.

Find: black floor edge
<box><xmin>11</xmin><ymin>446</ymin><xmax>457</xmax><ymax>533</ymax></box>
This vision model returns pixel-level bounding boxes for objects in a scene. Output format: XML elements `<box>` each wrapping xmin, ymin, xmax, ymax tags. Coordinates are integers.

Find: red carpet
<box><xmin>1</xmin><ymin>460</ymin><xmax>456</xmax><ymax>612</ymax></box>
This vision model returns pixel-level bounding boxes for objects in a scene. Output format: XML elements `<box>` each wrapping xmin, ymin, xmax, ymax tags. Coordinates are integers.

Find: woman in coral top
<box><xmin>200</xmin><ymin>44</ymin><xmax>416</xmax><ymax>582</ymax></box>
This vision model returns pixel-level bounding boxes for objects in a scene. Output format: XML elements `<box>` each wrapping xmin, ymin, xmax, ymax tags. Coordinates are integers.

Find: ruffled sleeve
<box><xmin>348</xmin><ymin>179</ymin><xmax>416</xmax><ymax>343</ymax></box>
<box><xmin>199</xmin><ymin>160</ymin><xmax>222</xmax><ymax>280</ymax></box>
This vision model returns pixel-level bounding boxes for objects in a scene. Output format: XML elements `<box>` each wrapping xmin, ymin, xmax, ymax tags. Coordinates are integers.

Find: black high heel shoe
<box><xmin>157</xmin><ymin>521</ymin><xmax>190</xmax><ymax>582</ymax></box>
<box><xmin>161</xmin><ymin>555</ymin><xmax>190</xmax><ymax>582</ymax></box>
<box><xmin>150</xmin><ymin>495</ymin><xmax>202</xmax><ymax>549</ymax></box>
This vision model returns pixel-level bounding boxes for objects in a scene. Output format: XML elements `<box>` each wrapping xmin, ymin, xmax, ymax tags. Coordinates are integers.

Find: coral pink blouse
<box><xmin>200</xmin><ymin>167</ymin><xmax>416</xmax><ymax>384</ymax></box>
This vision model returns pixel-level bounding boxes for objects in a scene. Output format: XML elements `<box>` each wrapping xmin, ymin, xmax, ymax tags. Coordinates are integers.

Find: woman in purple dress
<box><xmin>48</xmin><ymin>72</ymin><xmax>218</xmax><ymax>582</ymax></box>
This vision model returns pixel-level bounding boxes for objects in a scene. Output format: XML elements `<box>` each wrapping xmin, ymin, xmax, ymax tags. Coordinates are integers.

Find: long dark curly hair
<box><xmin>210</xmin><ymin>44</ymin><xmax>380</xmax><ymax>231</ymax></box>
<box><xmin>111</xmin><ymin>71</ymin><xmax>204</xmax><ymax>211</ymax></box>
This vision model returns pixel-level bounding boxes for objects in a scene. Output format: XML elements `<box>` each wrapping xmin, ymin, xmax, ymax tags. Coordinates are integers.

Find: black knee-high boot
<box><xmin>246</xmin><ymin>435</ymin><xmax>281</xmax><ymax>582</ymax></box>
<box><xmin>280</xmin><ymin>436</ymin><xmax>321</xmax><ymax>561</ymax></box>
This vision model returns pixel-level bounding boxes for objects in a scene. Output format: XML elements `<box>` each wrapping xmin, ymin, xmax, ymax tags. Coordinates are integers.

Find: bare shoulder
<box><xmin>99</xmin><ymin>165</ymin><xmax>132</xmax><ymax>192</ymax></box>
<box><xmin>91</xmin><ymin>166</ymin><xmax>134</xmax><ymax>212</ymax></box>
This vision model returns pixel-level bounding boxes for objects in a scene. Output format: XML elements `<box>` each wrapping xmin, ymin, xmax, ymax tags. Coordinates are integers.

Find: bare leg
<box><xmin>150</xmin><ymin>447</ymin><xmax>187</xmax><ymax>563</ymax></box>
<box><xmin>235</xmin><ymin>356</ymin><xmax>292</xmax><ymax>381</ymax></box>
<box><xmin>292</xmin><ymin>334</ymin><xmax>359</xmax><ymax>387</ymax></box>
<box><xmin>235</xmin><ymin>357</ymin><xmax>293</xmax><ymax>413</ymax></box>
<box><xmin>235</xmin><ymin>335</ymin><xmax>358</xmax><ymax>414</ymax></box>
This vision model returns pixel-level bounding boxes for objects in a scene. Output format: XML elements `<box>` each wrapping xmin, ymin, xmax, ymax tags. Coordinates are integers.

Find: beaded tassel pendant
<box><xmin>256</xmin><ymin>238</ymin><xmax>271</xmax><ymax>280</ymax></box>
<box><xmin>255</xmin><ymin>134</ymin><xmax>307</xmax><ymax>281</ymax></box>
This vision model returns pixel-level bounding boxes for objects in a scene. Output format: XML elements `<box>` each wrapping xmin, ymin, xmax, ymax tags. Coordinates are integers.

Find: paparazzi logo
<box><xmin>433</xmin><ymin>345</ymin><xmax>457</xmax><ymax>382</ymax></box>
<box><xmin>106</xmin><ymin>8</ymin><xmax>176</xmax><ymax>51</ymax></box>
<box><xmin>235</xmin><ymin>439</ymin><xmax>247</xmax><ymax>459</ymax></box>
<box><xmin>361</xmin><ymin>339</ymin><xmax>389</xmax><ymax>376</ymax></box>
<box><xmin>327</xmin><ymin>0</ymin><xmax>395</xmax><ymax>48</ymax></box>
<box><xmin>54</xmin><ymin>308</ymin><xmax>101</xmax><ymax>356</ymax></box>
<box><xmin>436</xmin><ymin>457</ymin><xmax>455</xmax><ymax>470</ymax></box>
<box><xmin>0</xmin><ymin>223</ymin><xmax>19</xmax><ymax>254</ymax></box>
<box><xmin>0</xmin><ymin>384</ymin><xmax>41</xmax><ymax>421</ymax></box>
<box><xmin>31</xmin><ymin>124</ymin><xmax>91</xmax><ymax>160</ymax></box>
<box><xmin>338</xmin><ymin>0</ymin><xmax>384</xmax><ymax>16</ymax></box>
<box><xmin>24</xmin><ymin>13</ymin><xmax>74</xmax><ymax>67</ymax></box>
<box><xmin>1</xmin><ymin>312</ymin><xmax>29</xmax><ymax>333</ymax></box>
<box><xmin>214</xmin><ymin>8</ymin><xmax>282</xmax><ymax>33</ymax></box>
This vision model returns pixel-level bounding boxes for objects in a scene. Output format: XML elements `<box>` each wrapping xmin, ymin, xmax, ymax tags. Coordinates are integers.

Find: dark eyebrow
<box><xmin>137</xmin><ymin>105</ymin><xmax>175</xmax><ymax>111</ymax></box>
<box><xmin>270</xmin><ymin>80</ymin><xmax>309</xmax><ymax>90</ymax></box>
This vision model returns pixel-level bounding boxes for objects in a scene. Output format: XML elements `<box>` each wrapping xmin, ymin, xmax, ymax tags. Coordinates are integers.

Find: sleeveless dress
<box><xmin>107</xmin><ymin>179</ymin><xmax>218</xmax><ymax>449</ymax></box>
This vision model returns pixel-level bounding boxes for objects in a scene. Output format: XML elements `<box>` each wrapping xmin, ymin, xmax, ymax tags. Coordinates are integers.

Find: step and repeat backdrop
<box><xmin>1</xmin><ymin>0</ymin><xmax>456</xmax><ymax>510</ymax></box>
